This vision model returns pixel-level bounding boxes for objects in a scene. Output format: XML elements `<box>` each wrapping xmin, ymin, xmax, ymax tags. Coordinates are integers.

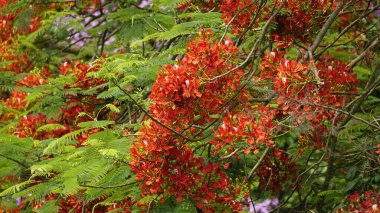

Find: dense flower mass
<box><xmin>178</xmin><ymin>0</ymin><xmax>260</xmax><ymax>34</ymax></box>
<box><xmin>0</xmin><ymin>0</ymin><xmax>40</xmax><ymax>74</ymax></box>
<box><xmin>259</xmin><ymin>47</ymin><xmax>359</xmax><ymax>148</ymax></box>
<box><xmin>211</xmin><ymin>106</ymin><xmax>276</xmax><ymax>155</ymax></box>
<box><xmin>131</xmin><ymin>29</ymin><xmax>247</xmax><ymax>211</ymax></box>
<box><xmin>273</xmin><ymin>0</ymin><xmax>338</xmax><ymax>42</ymax></box>
<box><xmin>149</xmin><ymin>29</ymin><xmax>245</xmax><ymax>125</ymax></box>
<box><xmin>338</xmin><ymin>190</ymin><xmax>380</xmax><ymax>213</ymax></box>
<box><xmin>179</xmin><ymin>0</ymin><xmax>340</xmax><ymax>40</ymax></box>
<box><xmin>2</xmin><ymin>72</ymin><xmax>47</xmax><ymax>112</ymax></box>
<box><xmin>1</xmin><ymin>0</ymin><xmax>379</xmax><ymax>212</ymax></box>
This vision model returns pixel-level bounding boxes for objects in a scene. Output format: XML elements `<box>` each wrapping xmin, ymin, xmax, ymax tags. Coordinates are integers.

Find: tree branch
<box><xmin>0</xmin><ymin>154</ymin><xmax>28</xmax><ymax>169</ymax></box>
<box><xmin>246</xmin><ymin>146</ymin><xmax>270</xmax><ymax>181</ymax></box>
<box><xmin>282</xmin><ymin>94</ymin><xmax>380</xmax><ymax>131</ymax></box>
<box><xmin>315</xmin><ymin>4</ymin><xmax>380</xmax><ymax>58</ymax></box>
<box><xmin>348</xmin><ymin>37</ymin><xmax>379</xmax><ymax>68</ymax></box>
<box><xmin>308</xmin><ymin>2</ymin><xmax>344</xmax><ymax>55</ymax></box>
<box><xmin>208</xmin><ymin>0</ymin><xmax>286</xmax><ymax>82</ymax></box>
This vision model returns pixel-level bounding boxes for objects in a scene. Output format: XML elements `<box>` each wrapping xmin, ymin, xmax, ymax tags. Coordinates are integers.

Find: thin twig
<box><xmin>246</xmin><ymin>147</ymin><xmax>270</xmax><ymax>181</ymax></box>
<box><xmin>80</xmin><ymin>181</ymin><xmax>137</xmax><ymax>189</ymax></box>
<box><xmin>111</xmin><ymin>79</ymin><xmax>193</xmax><ymax>141</ymax></box>
<box><xmin>235</xmin><ymin>0</ymin><xmax>268</xmax><ymax>46</ymax></box>
<box><xmin>219</xmin><ymin>0</ymin><xmax>261</xmax><ymax>43</ymax></box>
<box><xmin>0</xmin><ymin>154</ymin><xmax>28</xmax><ymax>168</ymax></box>
<box><xmin>308</xmin><ymin>2</ymin><xmax>344</xmax><ymax>55</ymax></box>
<box><xmin>348</xmin><ymin>37</ymin><xmax>379</xmax><ymax>68</ymax></box>
<box><xmin>282</xmin><ymin>94</ymin><xmax>380</xmax><ymax>131</ymax></box>
<box><xmin>222</xmin><ymin>148</ymin><xmax>241</xmax><ymax>159</ymax></box>
<box><xmin>209</xmin><ymin>0</ymin><xmax>286</xmax><ymax>82</ymax></box>
<box><xmin>315</xmin><ymin>4</ymin><xmax>380</xmax><ymax>58</ymax></box>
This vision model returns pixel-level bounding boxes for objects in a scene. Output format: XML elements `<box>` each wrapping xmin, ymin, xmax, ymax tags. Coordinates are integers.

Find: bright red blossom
<box><xmin>338</xmin><ymin>190</ymin><xmax>380</xmax><ymax>213</ymax></box>
<box><xmin>259</xmin><ymin>49</ymin><xmax>359</xmax><ymax>148</ymax></box>
<box><xmin>131</xmin><ymin>29</ymin><xmax>246</xmax><ymax>211</ymax></box>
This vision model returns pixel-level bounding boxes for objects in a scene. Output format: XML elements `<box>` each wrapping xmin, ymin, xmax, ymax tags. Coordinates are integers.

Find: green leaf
<box><xmin>98</xmin><ymin>149</ymin><xmax>119</xmax><ymax>158</ymax></box>
<box><xmin>61</xmin><ymin>177</ymin><xmax>80</xmax><ymax>195</ymax></box>
<box><xmin>77</xmin><ymin>120</ymin><xmax>115</xmax><ymax>128</ymax></box>
<box><xmin>317</xmin><ymin>190</ymin><xmax>341</xmax><ymax>197</ymax></box>
<box><xmin>31</xmin><ymin>164</ymin><xmax>54</xmax><ymax>176</ymax></box>
<box><xmin>106</xmin><ymin>104</ymin><xmax>120</xmax><ymax>113</ymax></box>
<box><xmin>43</xmin><ymin>128</ymin><xmax>89</xmax><ymax>155</ymax></box>
<box><xmin>36</xmin><ymin>124</ymin><xmax>66</xmax><ymax>132</ymax></box>
<box><xmin>0</xmin><ymin>180</ymin><xmax>33</xmax><ymax>197</ymax></box>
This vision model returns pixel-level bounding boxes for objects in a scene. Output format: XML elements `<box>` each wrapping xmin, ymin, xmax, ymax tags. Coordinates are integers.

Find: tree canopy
<box><xmin>0</xmin><ymin>0</ymin><xmax>379</xmax><ymax>212</ymax></box>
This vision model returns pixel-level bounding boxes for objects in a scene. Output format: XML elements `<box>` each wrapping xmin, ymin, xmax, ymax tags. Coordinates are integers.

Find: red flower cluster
<box><xmin>178</xmin><ymin>0</ymin><xmax>259</xmax><ymax>34</ymax></box>
<box><xmin>338</xmin><ymin>190</ymin><xmax>380</xmax><ymax>213</ymax></box>
<box><xmin>179</xmin><ymin>0</ymin><xmax>339</xmax><ymax>38</ymax></box>
<box><xmin>58</xmin><ymin>60</ymin><xmax>106</xmax><ymax>125</ymax></box>
<box><xmin>219</xmin><ymin>0</ymin><xmax>259</xmax><ymax>34</ymax></box>
<box><xmin>4</xmin><ymin>60</ymin><xmax>107</xmax><ymax>143</ymax></box>
<box><xmin>149</xmin><ymin>29</ymin><xmax>244</xmax><ymax>126</ymax></box>
<box><xmin>2</xmin><ymin>70</ymin><xmax>47</xmax><ymax>118</ymax></box>
<box><xmin>274</xmin><ymin>0</ymin><xmax>337</xmax><ymax>42</ymax></box>
<box><xmin>131</xmin><ymin>29</ymin><xmax>245</xmax><ymax>211</ymax></box>
<box><xmin>58</xmin><ymin>60</ymin><xmax>105</xmax><ymax>90</ymax></box>
<box><xmin>13</xmin><ymin>114</ymin><xmax>47</xmax><ymax>139</ymax></box>
<box><xmin>31</xmin><ymin>194</ymin><xmax>132</xmax><ymax>213</ymax></box>
<box><xmin>212</xmin><ymin>106</ymin><xmax>276</xmax><ymax>156</ymax></box>
<box><xmin>3</xmin><ymin>90</ymin><xmax>28</xmax><ymax>111</ymax></box>
<box><xmin>0</xmin><ymin>1</ymin><xmax>40</xmax><ymax>73</ymax></box>
<box><xmin>259</xmin><ymin>48</ymin><xmax>359</xmax><ymax>147</ymax></box>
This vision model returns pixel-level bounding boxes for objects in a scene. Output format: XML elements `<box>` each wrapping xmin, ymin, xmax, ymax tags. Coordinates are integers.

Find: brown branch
<box><xmin>315</xmin><ymin>4</ymin><xmax>380</xmax><ymax>58</ymax></box>
<box><xmin>282</xmin><ymin>94</ymin><xmax>380</xmax><ymax>131</ymax></box>
<box><xmin>248</xmin><ymin>97</ymin><xmax>273</xmax><ymax>102</ymax></box>
<box><xmin>308</xmin><ymin>2</ymin><xmax>344</xmax><ymax>55</ymax></box>
<box><xmin>340</xmin><ymin>76</ymin><xmax>380</xmax><ymax>127</ymax></box>
<box><xmin>221</xmin><ymin>148</ymin><xmax>242</xmax><ymax>159</ymax></box>
<box><xmin>348</xmin><ymin>37</ymin><xmax>379</xmax><ymax>68</ymax></box>
<box><xmin>246</xmin><ymin>147</ymin><xmax>270</xmax><ymax>181</ymax></box>
<box><xmin>219</xmin><ymin>0</ymin><xmax>261</xmax><ymax>43</ymax></box>
<box><xmin>307</xmin><ymin>50</ymin><xmax>323</xmax><ymax>85</ymax></box>
<box><xmin>99</xmin><ymin>29</ymin><xmax>108</xmax><ymax>56</ymax></box>
<box><xmin>331</xmin><ymin>91</ymin><xmax>361</xmax><ymax>96</ymax></box>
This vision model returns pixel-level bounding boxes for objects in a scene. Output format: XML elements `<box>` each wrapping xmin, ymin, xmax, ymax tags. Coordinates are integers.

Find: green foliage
<box><xmin>1</xmin><ymin>0</ymin><xmax>380</xmax><ymax>212</ymax></box>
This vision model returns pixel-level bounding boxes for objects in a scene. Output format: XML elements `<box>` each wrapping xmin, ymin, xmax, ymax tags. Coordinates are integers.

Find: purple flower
<box><xmin>139</xmin><ymin>0</ymin><xmax>152</xmax><ymax>8</ymax></box>
<box><xmin>105</xmin><ymin>36</ymin><xmax>116</xmax><ymax>45</ymax></box>
<box><xmin>15</xmin><ymin>197</ymin><xmax>22</xmax><ymax>206</ymax></box>
<box><xmin>370</xmin><ymin>2</ymin><xmax>380</xmax><ymax>18</ymax></box>
<box><xmin>70</xmin><ymin>31</ymin><xmax>90</xmax><ymax>46</ymax></box>
<box><xmin>376</xmin><ymin>10</ymin><xmax>380</xmax><ymax>18</ymax></box>
<box><xmin>271</xmin><ymin>198</ymin><xmax>279</xmax><ymax>206</ymax></box>
<box><xmin>92</xmin><ymin>10</ymin><xmax>101</xmax><ymax>17</ymax></box>
<box><xmin>248</xmin><ymin>198</ymin><xmax>279</xmax><ymax>213</ymax></box>
<box><xmin>53</xmin><ymin>14</ymin><xmax>75</xmax><ymax>30</ymax></box>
